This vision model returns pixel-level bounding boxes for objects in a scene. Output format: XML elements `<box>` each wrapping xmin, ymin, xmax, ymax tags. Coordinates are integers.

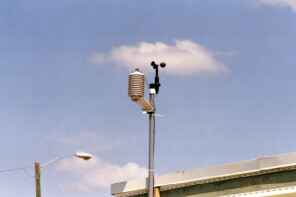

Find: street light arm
<box><xmin>41</xmin><ymin>154</ymin><xmax>74</xmax><ymax>168</ymax></box>
<box><xmin>35</xmin><ymin>152</ymin><xmax>91</xmax><ymax>197</ymax></box>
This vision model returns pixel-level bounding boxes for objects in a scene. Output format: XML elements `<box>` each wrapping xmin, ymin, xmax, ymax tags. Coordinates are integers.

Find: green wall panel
<box><xmin>130</xmin><ymin>170</ymin><xmax>296</xmax><ymax>197</ymax></box>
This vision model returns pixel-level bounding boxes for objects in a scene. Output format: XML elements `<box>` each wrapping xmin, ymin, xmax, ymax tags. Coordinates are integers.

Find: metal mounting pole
<box><xmin>148</xmin><ymin>87</ymin><xmax>156</xmax><ymax>197</ymax></box>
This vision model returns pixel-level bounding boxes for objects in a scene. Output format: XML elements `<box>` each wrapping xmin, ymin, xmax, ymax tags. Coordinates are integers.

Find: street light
<box><xmin>128</xmin><ymin>61</ymin><xmax>166</xmax><ymax>197</ymax></box>
<box><xmin>35</xmin><ymin>152</ymin><xmax>92</xmax><ymax>197</ymax></box>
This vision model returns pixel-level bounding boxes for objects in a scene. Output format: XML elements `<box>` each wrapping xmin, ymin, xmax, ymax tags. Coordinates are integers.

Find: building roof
<box><xmin>111</xmin><ymin>152</ymin><xmax>296</xmax><ymax>196</ymax></box>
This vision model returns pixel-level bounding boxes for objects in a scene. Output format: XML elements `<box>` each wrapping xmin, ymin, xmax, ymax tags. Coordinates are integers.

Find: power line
<box><xmin>0</xmin><ymin>165</ymin><xmax>35</xmax><ymax>178</ymax></box>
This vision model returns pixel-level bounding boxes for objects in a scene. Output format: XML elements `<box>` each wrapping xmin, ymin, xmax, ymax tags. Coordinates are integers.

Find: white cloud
<box><xmin>91</xmin><ymin>40</ymin><xmax>229</xmax><ymax>76</ymax></box>
<box><xmin>55</xmin><ymin>156</ymin><xmax>147</xmax><ymax>191</ymax></box>
<box><xmin>259</xmin><ymin>0</ymin><xmax>296</xmax><ymax>12</ymax></box>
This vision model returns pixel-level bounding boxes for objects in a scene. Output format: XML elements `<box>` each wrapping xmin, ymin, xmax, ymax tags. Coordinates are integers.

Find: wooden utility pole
<box><xmin>35</xmin><ymin>162</ymin><xmax>41</xmax><ymax>197</ymax></box>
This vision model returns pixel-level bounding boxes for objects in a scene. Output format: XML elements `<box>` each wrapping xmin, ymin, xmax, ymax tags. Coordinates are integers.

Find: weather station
<box><xmin>128</xmin><ymin>61</ymin><xmax>166</xmax><ymax>197</ymax></box>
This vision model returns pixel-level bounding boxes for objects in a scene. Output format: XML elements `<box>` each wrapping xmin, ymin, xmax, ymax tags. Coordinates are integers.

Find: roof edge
<box><xmin>111</xmin><ymin>152</ymin><xmax>296</xmax><ymax>196</ymax></box>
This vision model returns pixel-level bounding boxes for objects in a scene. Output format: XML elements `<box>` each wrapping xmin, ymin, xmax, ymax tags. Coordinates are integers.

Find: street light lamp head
<box><xmin>75</xmin><ymin>152</ymin><xmax>92</xmax><ymax>160</ymax></box>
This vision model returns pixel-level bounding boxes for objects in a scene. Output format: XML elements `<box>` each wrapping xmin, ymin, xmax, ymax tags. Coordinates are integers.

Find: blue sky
<box><xmin>1</xmin><ymin>0</ymin><xmax>296</xmax><ymax>196</ymax></box>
